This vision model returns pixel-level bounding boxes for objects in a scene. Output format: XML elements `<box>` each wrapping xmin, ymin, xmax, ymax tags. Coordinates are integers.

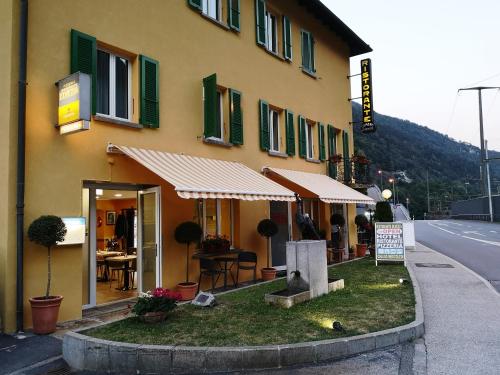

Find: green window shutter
<box><xmin>139</xmin><ymin>55</ymin><xmax>160</xmax><ymax>128</ymax></box>
<box><xmin>327</xmin><ymin>124</ymin><xmax>337</xmax><ymax>157</ymax></box>
<box><xmin>301</xmin><ymin>31</ymin><xmax>309</xmax><ymax>71</ymax></box>
<box><xmin>310</xmin><ymin>34</ymin><xmax>316</xmax><ymax>72</ymax></box>
<box><xmin>228</xmin><ymin>0</ymin><xmax>241</xmax><ymax>31</ymax></box>
<box><xmin>70</xmin><ymin>29</ymin><xmax>97</xmax><ymax>115</ymax></box>
<box><xmin>285</xmin><ymin>110</ymin><xmax>295</xmax><ymax>156</ymax></box>
<box><xmin>318</xmin><ymin>123</ymin><xmax>326</xmax><ymax>161</ymax></box>
<box><xmin>203</xmin><ymin>74</ymin><xmax>218</xmax><ymax>138</ymax></box>
<box><xmin>343</xmin><ymin>131</ymin><xmax>351</xmax><ymax>182</ymax></box>
<box><xmin>298</xmin><ymin>115</ymin><xmax>307</xmax><ymax>158</ymax></box>
<box><xmin>283</xmin><ymin>16</ymin><xmax>292</xmax><ymax>61</ymax></box>
<box><xmin>255</xmin><ymin>0</ymin><xmax>266</xmax><ymax>46</ymax></box>
<box><xmin>229</xmin><ymin>89</ymin><xmax>243</xmax><ymax>145</ymax></box>
<box><xmin>259</xmin><ymin>100</ymin><xmax>270</xmax><ymax>151</ymax></box>
<box><xmin>188</xmin><ymin>0</ymin><xmax>202</xmax><ymax>10</ymax></box>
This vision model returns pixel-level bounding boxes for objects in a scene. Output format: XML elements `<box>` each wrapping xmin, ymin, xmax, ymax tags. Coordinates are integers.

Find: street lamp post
<box><xmin>406</xmin><ymin>197</ymin><xmax>410</xmax><ymax>218</ymax></box>
<box><xmin>378</xmin><ymin>170</ymin><xmax>383</xmax><ymax>189</ymax></box>
<box><xmin>389</xmin><ymin>178</ymin><xmax>396</xmax><ymax>204</ymax></box>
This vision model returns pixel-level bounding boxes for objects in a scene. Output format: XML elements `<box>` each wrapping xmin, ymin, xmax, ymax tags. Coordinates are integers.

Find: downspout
<box><xmin>16</xmin><ymin>0</ymin><xmax>28</xmax><ymax>332</ymax></box>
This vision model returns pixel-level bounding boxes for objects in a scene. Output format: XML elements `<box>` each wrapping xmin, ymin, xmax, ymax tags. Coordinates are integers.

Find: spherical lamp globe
<box><xmin>382</xmin><ymin>189</ymin><xmax>393</xmax><ymax>200</ymax></box>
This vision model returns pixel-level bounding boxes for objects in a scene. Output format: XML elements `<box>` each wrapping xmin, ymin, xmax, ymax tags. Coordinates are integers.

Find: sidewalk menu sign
<box><xmin>375</xmin><ymin>222</ymin><xmax>405</xmax><ymax>266</ymax></box>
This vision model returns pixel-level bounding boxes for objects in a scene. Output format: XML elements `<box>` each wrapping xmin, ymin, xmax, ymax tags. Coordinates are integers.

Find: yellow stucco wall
<box><xmin>6</xmin><ymin>0</ymin><xmax>362</xmax><ymax>330</ymax></box>
<box><xmin>0</xmin><ymin>0</ymin><xmax>19</xmax><ymax>333</ymax></box>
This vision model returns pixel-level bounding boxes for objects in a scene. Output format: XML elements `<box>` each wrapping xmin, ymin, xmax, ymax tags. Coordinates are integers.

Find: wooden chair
<box><xmin>127</xmin><ymin>258</ymin><xmax>137</xmax><ymax>289</ymax></box>
<box><xmin>96</xmin><ymin>255</ymin><xmax>106</xmax><ymax>280</ymax></box>
<box><xmin>235</xmin><ymin>251</ymin><xmax>257</xmax><ymax>287</ymax></box>
<box><xmin>107</xmin><ymin>260</ymin><xmax>126</xmax><ymax>289</ymax></box>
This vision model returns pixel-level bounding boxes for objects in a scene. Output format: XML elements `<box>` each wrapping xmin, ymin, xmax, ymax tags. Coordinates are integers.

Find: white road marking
<box><xmin>428</xmin><ymin>222</ymin><xmax>457</xmax><ymax>235</ymax></box>
<box><xmin>460</xmin><ymin>236</ymin><xmax>500</xmax><ymax>247</ymax></box>
<box><xmin>463</xmin><ymin>231</ymin><xmax>486</xmax><ymax>237</ymax></box>
<box><xmin>490</xmin><ymin>231</ymin><xmax>497</xmax><ymax>234</ymax></box>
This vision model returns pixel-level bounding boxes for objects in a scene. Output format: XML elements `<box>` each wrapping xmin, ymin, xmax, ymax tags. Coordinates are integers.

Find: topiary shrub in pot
<box><xmin>28</xmin><ymin>215</ymin><xmax>67</xmax><ymax>334</ymax></box>
<box><xmin>174</xmin><ymin>221</ymin><xmax>203</xmax><ymax>301</ymax></box>
<box><xmin>374</xmin><ymin>201</ymin><xmax>394</xmax><ymax>222</ymax></box>
<box><xmin>330</xmin><ymin>213</ymin><xmax>345</xmax><ymax>250</ymax></box>
<box><xmin>257</xmin><ymin>219</ymin><xmax>279</xmax><ymax>281</ymax></box>
<box><xmin>354</xmin><ymin>214</ymin><xmax>369</xmax><ymax>257</ymax></box>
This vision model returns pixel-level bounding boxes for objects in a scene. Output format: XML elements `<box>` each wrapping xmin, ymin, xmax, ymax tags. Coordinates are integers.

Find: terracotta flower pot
<box><xmin>176</xmin><ymin>282</ymin><xmax>198</xmax><ymax>301</ymax></box>
<box><xmin>29</xmin><ymin>296</ymin><xmax>63</xmax><ymax>335</ymax></box>
<box><xmin>356</xmin><ymin>244</ymin><xmax>368</xmax><ymax>257</ymax></box>
<box><xmin>261</xmin><ymin>267</ymin><xmax>277</xmax><ymax>281</ymax></box>
<box><xmin>141</xmin><ymin>311</ymin><xmax>167</xmax><ymax>323</ymax></box>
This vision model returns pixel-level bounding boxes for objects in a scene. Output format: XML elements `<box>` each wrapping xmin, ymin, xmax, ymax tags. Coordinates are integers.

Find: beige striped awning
<box><xmin>109</xmin><ymin>144</ymin><xmax>295</xmax><ymax>201</ymax></box>
<box><xmin>263</xmin><ymin>167</ymin><xmax>375</xmax><ymax>205</ymax></box>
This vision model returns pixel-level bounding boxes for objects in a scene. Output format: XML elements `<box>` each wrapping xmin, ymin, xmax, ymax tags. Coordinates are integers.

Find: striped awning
<box><xmin>109</xmin><ymin>144</ymin><xmax>295</xmax><ymax>201</ymax></box>
<box><xmin>263</xmin><ymin>167</ymin><xmax>375</xmax><ymax>204</ymax></box>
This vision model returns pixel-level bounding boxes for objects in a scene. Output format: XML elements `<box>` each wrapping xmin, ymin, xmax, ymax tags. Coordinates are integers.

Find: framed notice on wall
<box><xmin>375</xmin><ymin>222</ymin><xmax>405</xmax><ymax>266</ymax></box>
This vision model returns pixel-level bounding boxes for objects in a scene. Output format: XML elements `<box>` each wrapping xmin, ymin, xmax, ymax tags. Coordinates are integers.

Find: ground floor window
<box><xmin>195</xmin><ymin>199</ymin><xmax>234</xmax><ymax>244</ymax></box>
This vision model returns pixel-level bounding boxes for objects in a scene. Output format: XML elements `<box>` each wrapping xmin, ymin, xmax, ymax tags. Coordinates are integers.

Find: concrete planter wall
<box><xmin>63</xmin><ymin>266</ymin><xmax>423</xmax><ymax>374</ymax></box>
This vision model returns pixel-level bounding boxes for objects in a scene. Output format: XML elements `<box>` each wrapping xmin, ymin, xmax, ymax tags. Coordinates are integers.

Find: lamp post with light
<box><xmin>388</xmin><ymin>178</ymin><xmax>396</xmax><ymax>204</ymax></box>
<box><xmin>378</xmin><ymin>170</ymin><xmax>383</xmax><ymax>189</ymax></box>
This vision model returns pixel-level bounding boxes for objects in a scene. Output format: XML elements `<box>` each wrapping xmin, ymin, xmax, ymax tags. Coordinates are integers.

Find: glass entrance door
<box><xmin>138</xmin><ymin>187</ymin><xmax>161</xmax><ymax>292</ymax></box>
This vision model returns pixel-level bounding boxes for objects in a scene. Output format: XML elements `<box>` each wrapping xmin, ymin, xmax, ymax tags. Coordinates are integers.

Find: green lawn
<box><xmin>86</xmin><ymin>258</ymin><xmax>415</xmax><ymax>346</ymax></box>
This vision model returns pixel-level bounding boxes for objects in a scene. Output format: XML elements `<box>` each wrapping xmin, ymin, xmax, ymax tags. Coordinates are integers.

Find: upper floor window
<box><xmin>203</xmin><ymin>74</ymin><xmax>243</xmax><ymax>146</ymax></box>
<box><xmin>301</xmin><ymin>30</ymin><xmax>315</xmax><ymax>75</ymax></box>
<box><xmin>202</xmin><ymin>0</ymin><xmax>221</xmax><ymax>21</ymax></box>
<box><xmin>96</xmin><ymin>49</ymin><xmax>132</xmax><ymax>121</ymax></box>
<box><xmin>265</xmin><ymin>11</ymin><xmax>278</xmax><ymax>53</ymax></box>
<box><xmin>306</xmin><ymin>120</ymin><xmax>314</xmax><ymax>159</ymax></box>
<box><xmin>269</xmin><ymin>109</ymin><xmax>280</xmax><ymax>152</ymax></box>
<box><xmin>188</xmin><ymin>0</ymin><xmax>240</xmax><ymax>31</ymax></box>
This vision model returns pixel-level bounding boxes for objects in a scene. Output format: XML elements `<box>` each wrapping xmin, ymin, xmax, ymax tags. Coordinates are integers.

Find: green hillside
<box><xmin>352</xmin><ymin>102</ymin><xmax>500</xmax><ymax>219</ymax></box>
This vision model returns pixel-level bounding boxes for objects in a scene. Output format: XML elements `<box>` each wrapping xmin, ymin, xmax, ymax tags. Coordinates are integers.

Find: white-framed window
<box><xmin>265</xmin><ymin>11</ymin><xmax>278</xmax><ymax>53</ymax></box>
<box><xmin>306</xmin><ymin>121</ymin><xmax>314</xmax><ymax>159</ymax></box>
<box><xmin>96</xmin><ymin>49</ymin><xmax>132</xmax><ymax>121</ymax></box>
<box><xmin>269</xmin><ymin>109</ymin><xmax>280</xmax><ymax>152</ymax></box>
<box><xmin>197</xmin><ymin>199</ymin><xmax>234</xmax><ymax>244</ymax></box>
<box><xmin>202</xmin><ymin>0</ymin><xmax>222</xmax><ymax>21</ymax></box>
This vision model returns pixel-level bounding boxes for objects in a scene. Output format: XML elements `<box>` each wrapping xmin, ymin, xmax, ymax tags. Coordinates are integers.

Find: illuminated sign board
<box><xmin>360</xmin><ymin>59</ymin><xmax>376</xmax><ymax>134</ymax></box>
<box><xmin>375</xmin><ymin>222</ymin><xmax>405</xmax><ymax>265</ymax></box>
<box><xmin>57</xmin><ymin>72</ymin><xmax>91</xmax><ymax>135</ymax></box>
<box><xmin>57</xmin><ymin>217</ymin><xmax>86</xmax><ymax>246</ymax></box>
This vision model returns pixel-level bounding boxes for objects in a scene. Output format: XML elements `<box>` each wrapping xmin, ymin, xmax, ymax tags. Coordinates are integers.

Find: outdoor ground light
<box><xmin>382</xmin><ymin>189</ymin><xmax>392</xmax><ymax>200</ymax></box>
<box><xmin>399</xmin><ymin>278</ymin><xmax>409</xmax><ymax>285</ymax></box>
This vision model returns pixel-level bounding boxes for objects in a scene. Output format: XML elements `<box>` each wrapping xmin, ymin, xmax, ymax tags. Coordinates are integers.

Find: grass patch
<box><xmin>86</xmin><ymin>258</ymin><xmax>415</xmax><ymax>346</ymax></box>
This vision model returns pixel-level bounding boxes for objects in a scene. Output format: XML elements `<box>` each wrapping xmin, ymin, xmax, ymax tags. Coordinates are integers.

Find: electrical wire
<box><xmin>463</xmin><ymin>72</ymin><xmax>500</xmax><ymax>88</ymax></box>
<box><xmin>445</xmin><ymin>91</ymin><xmax>460</xmax><ymax>136</ymax></box>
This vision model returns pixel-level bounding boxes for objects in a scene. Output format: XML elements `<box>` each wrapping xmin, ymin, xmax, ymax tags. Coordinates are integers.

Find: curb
<box><xmin>63</xmin><ymin>260</ymin><xmax>424</xmax><ymax>374</ymax></box>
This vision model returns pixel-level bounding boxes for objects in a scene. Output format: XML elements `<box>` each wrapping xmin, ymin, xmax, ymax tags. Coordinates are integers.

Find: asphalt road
<box><xmin>415</xmin><ymin>219</ymin><xmax>500</xmax><ymax>292</ymax></box>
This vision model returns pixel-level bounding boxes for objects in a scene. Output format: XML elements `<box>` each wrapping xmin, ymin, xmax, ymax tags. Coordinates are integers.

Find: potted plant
<box><xmin>132</xmin><ymin>288</ymin><xmax>181</xmax><ymax>323</ymax></box>
<box><xmin>348</xmin><ymin>245</ymin><xmax>355</xmax><ymax>260</ymax></box>
<box><xmin>354</xmin><ymin>214</ymin><xmax>369</xmax><ymax>257</ymax></box>
<box><xmin>330</xmin><ymin>213</ymin><xmax>345</xmax><ymax>250</ymax></box>
<box><xmin>27</xmin><ymin>215</ymin><xmax>67</xmax><ymax>334</ymax></box>
<box><xmin>174</xmin><ymin>221</ymin><xmax>203</xmax><ymax>301</ymax></box>
<box><xmin>374</xmin><ymin>201</ymin><xmax>394</xmax><ymax>222</ymax></box>
<box><xmin>257</xmin><ymin>219</ymin><xmax>279</xmax><ymax>281</ymax></box>
<box><xmin>201</xmin><ymin>235</ymin><xmax>230</xmax><ymax>254</ymax></box>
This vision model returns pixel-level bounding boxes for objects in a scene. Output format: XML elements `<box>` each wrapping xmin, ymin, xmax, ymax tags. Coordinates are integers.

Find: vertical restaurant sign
<box><xmin>360</xmin><ymin>58</ymin><xmax>376</xmax><ymax>134</ymax></box>
<box><xmin>57</xmin><ymin>72</ymin><xmax>91</xmax><ymax>135</ymax></box>
<box><xmin>375</xmin><ymin>222</ymin><xmax>405</xmax><ymax>263</ymax></box>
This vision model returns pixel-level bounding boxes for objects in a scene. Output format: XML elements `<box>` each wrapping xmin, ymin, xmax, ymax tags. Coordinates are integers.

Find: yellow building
<box><xmin>0</xmin><ymin>0</ymin><xmax>372</xmax><ymax>333</ymax></box>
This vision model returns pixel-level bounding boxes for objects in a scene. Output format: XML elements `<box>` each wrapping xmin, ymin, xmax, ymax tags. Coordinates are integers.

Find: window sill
<box><xmin>203</xmin><ymin>137</ymin><xmax>233</xmax><ymax>148</ymax></box>
<box><xmin>301</xmin><ymin>68</ymin><xmax>318</xmax><ymax>79</ymax></box>
<box><xmin>259</xmin><ymin>46</ymin><xmax>287</xmax><ymax>62</ymax></box>
<box><xmin>94</xmin><ymin>115</ymin><xmax>143</xmax><ymax>129</ymax></box>
<box><xmin>200</xmin><ymin>13</ymin><xmax>233</xmax><ymax>31</ymax></box>
<box><xmin>306</xmin><ymin>158</ymin><xmax>321</xmax><ymax>164</ymax></box>
<box><xmin>268</xmin><ymin>150</ymin><xmax>288</xmax><ymax>158</ymax></box>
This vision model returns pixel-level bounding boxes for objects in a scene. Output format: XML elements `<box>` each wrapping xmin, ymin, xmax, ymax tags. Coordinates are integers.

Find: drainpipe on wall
<box><xmin>16</xmin><ymin>0</ymin><xmax>28</xmax><ymax>333</ymax></box>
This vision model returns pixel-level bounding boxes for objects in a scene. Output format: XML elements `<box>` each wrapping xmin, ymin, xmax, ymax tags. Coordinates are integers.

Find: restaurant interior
<box><xmin>95</xmin><ymin>189</ymin><xmax>138</xmax><ymax>305</ymax></box>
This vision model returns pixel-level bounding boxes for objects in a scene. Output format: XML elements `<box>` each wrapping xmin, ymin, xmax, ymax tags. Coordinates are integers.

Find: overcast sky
<box><xmin>324</xmin><ymin>0</ymin><xmax>500</xmax><ymax>151</ymax></box>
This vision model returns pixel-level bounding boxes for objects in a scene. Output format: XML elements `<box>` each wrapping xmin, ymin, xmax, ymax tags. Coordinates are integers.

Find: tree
<box><xmin>374</xmin><ymin>202</ymin><xmax>393</xmax><ymax>222</ymax></box>
<box><xmin>28</xmin><ymin>216</ymin><xmax>67</xmax><ymax>298</ymax></box>
<box><xmin>174</xmin><ymin>222</ymin><xmax>203</xmax><ymax>284</ymax></box>
<box><xmin>257</xmin><ymin>219</ymin><xmax>278</xmax><ymax>268</ymax></box>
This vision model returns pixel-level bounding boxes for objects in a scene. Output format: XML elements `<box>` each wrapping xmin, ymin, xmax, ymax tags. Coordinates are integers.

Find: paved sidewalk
<box><xmin>408</xmin><ymin>243</ymin><xmax>500</xmax><ymax>375</ymax></box>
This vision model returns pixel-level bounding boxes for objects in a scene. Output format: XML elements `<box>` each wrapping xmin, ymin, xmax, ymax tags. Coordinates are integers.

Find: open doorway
<box><xmin>95</xmin><ymin>189</ymin><xmax>138</xmax><ymax>305</ymax></box>
<box><xmin>82</xmin><ymin>183</ymin><xmax>162</xmax><ymax>309</ymax></box>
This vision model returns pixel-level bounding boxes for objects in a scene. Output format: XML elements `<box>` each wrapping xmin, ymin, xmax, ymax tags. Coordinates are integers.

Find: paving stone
<box><xmin>83</xmin><ymin>337</ymin><xmax>110</xmax><ymax>371</ymax></box>
<box><xmin>108</xmin><ymin>341</ymin><xmax>139</xmax><ymax>374</ymax></box>
<box><xmin>346</xmin><ymin>335</ymin><xmax>375</xmax><ymax>355</ymax></box>
<box><xmin>137</xmin><ymin>345</ymin><xmax>173</xmax><ymax>374</ymax></box>
<box><xmin>314</xmin><ymin>339</ymin><xmax>349</xmax><ymax>362</ymax></box>
<box><xmin>171</xmin><ymin>347</ymin><xmax>207</xmax><ymax>373</ymax></box>
<box><xmin>240</xmin><ymin>347</ymin><xmax>280</xmax><ymax>370</ymax></box>
<box><xmin>279</xmin><ymin>344</ymin><xmax>316</xmax><ymax>367</ymax></box>
<box><xmin>375</xmin><ymin>331</ymin><xmax>400</xmax><ymax>349</ymax></box>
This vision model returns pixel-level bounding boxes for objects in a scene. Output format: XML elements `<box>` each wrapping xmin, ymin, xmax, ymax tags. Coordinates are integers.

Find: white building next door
<box><xmin>138</xmin><ymin>187</ymin><xmax>162</xmax><ymax>293</ymax></box>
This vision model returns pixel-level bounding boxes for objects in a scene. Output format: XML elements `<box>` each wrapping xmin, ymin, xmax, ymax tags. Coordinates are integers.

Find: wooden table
<box><xmin>106</xmin><ymin>255</ymin><xmax>137</xmax><ymax>290</ymax></box>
